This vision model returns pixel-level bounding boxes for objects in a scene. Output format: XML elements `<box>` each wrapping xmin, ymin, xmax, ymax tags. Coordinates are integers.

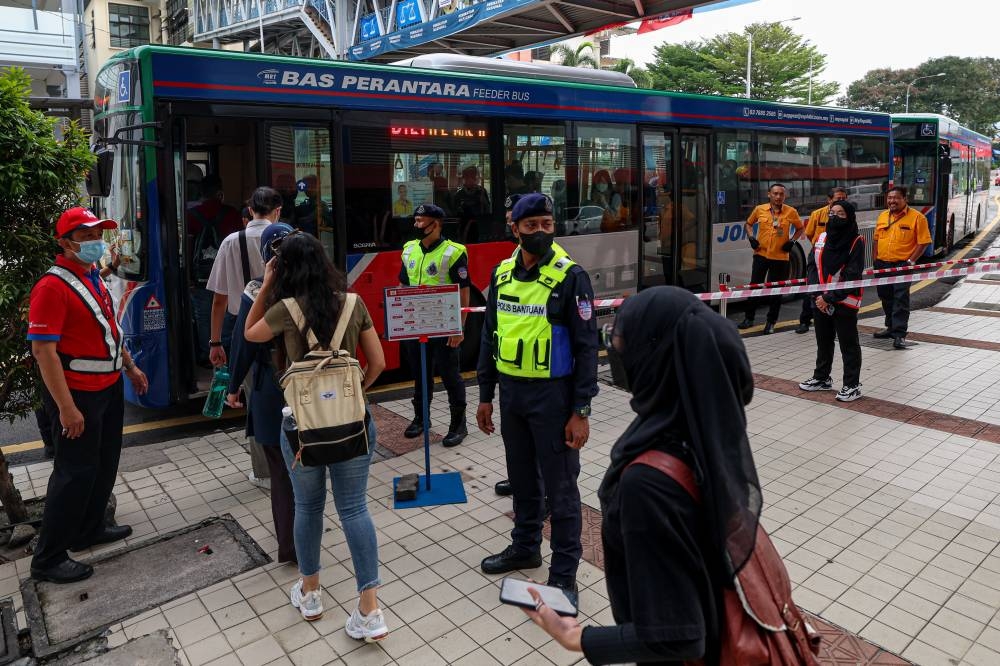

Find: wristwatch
<box><xmin>209</xmin><ymin>340</ymin><xmax>223</xmax><ymax>348</ymax></box>
<box><xmin>574</xmin><ymin>405</ymin><xmax>592</xmax><ymax>418</ymax></box>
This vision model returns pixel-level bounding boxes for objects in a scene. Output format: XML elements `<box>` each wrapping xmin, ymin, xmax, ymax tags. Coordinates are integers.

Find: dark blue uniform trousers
<box><xmin>499</xmin><ymin>376</ymin><xmax>582</xmax><ymax>585</ymax></box>
<box><xmin>403</xmin><ymin>338</ymin><xmax>466</xmax><ymax>411</ymax></box>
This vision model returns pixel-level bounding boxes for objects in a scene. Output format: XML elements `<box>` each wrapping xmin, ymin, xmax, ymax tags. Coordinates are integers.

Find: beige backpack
<box><xmin>279</xmin><ymin>293</ymin><xmax>368</xmax><ymax>466</ymax></box>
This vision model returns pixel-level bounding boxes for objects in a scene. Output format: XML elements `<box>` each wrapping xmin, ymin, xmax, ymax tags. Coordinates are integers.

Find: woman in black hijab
<box><xmin>797</xmin><ymin>200</ymin><xmax>865</xmax><ymax>402</ymax></box>
<box><xmin>522</xmin><ymin>286</ymin><xmax>761</xmax><ymax>665</ymax></box>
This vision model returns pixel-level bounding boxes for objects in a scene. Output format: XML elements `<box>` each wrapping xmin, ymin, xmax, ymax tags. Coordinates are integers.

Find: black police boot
<box><xmin>893</xmin><ymin>336</ymin><xmax>907</xmax><ymax>350</ymax></box>
<box><xmin>481</xmin><ymin>545</ymin><xmax>543</xmax><ymax>575</ymax></box>
<box><xmin>737</xmin><ymin>317</ymin><xmax>755</xmax><ymax>330</ymax></box>
<box><xmin>494</xmin><ymin>480</ymin><xmax>513</xmax><ymax>496</ymax></box>
<box><xmin>546</xmin><ymin>579</ymin><xmax>579</xmax><ymax>609</ymax></box>
<box><xmin>873</xmin><ymin>328</ymin><xmax>893</xmax><ymax>339</ymax></box>
<box><xmin>442</xmin><ymin>406</ymin><xmax>468</xmax><ymax>448</ymax></box>
<box><xmin>795</xmin><ymin>322</ymin><xmax>810</xmax><ymax>334</ymax></box>
<box><xmin>31</xmin><ymin>558</ymin><xmax>94</xmax><ymax>584</ymax></box>
<box><xmin>404</xmin><ymin>404</ymin><xmax>423</xmax><ymax>439</ymax></box>
<box><xmin>762</xmin><ymin>321</ymin><xmax>776</xmax><ymax>335</ymax></box>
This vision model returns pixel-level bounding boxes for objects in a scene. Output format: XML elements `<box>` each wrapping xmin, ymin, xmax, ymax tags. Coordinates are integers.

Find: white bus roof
<box><xmin>391</xmin><ymin>54</ymin><xmax>637</xmax><ymax>89</ymax></box>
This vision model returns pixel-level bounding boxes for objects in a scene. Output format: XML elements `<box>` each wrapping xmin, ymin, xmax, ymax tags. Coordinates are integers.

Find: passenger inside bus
<box><xmin>504</xmin><ymin>162</ymin><xmax>529</xmax><ymax>195</ymax></box>
<box><xmin>452</xmin><ymin>165</ymin><xmax>491</xmax><ymax>243</ymax></box>
<box><xmin>293</xmin><ymin>174</ymin><xmax>333</xmax><ymax>238</ymax></box>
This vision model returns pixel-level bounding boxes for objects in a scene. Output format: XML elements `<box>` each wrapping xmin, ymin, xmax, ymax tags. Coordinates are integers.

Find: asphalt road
<box><xmin>4</xmin><ymin>190</ymin><xmax>997</xmax><ymax>462</ymax></box>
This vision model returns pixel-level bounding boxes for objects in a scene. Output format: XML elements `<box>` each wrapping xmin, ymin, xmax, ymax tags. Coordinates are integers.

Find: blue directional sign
<box><xmin>359</xmin><ymin>13</ymin><xmax>381</xmax><ymax>41</ymax></box>
<box><xmin>117</xmin><ymin>70</ymin><xmax>131</xmax><ymax>104</ymax></box>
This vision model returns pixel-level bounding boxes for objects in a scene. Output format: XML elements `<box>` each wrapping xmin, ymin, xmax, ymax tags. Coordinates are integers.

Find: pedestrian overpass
<box><xmin>192</xmin><ymin>0</ymin><xmax>726</xmax><ymax>63</ymax></box>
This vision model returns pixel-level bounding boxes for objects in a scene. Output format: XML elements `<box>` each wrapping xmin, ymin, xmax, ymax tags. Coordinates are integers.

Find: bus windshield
<box><xmin>892</xmin><ymin>143</ymin><xmax>935</xmax><ymax>205</ymax></box>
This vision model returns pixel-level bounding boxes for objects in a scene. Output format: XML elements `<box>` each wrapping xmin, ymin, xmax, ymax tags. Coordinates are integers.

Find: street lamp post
<box><xmin>808</xmin><ymin>53</ymin><xmax>814</xmax><ymax>105</ymax></box>
<box><xmin>746</xmin><ymin>17</ymin><xmax>800</xmax><ymax>99</ymax></box>
<box><xmin>905</xmin><ymin>72</ymin><xmax>946</xmax><ymax>113</ymax></box>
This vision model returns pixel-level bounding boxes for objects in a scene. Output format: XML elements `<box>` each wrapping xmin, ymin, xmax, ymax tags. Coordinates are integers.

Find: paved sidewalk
<box><xmin>4</xmin><ymin>254</ymin><xmax>1000</xmax><ymax>665</ymax></box>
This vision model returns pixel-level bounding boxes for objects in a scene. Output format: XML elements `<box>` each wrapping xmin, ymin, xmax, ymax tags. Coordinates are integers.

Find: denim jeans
<box><xmin>279</xmin><ymin>412</ymin><xmax>380</xmax><ymax>591</ymax></box>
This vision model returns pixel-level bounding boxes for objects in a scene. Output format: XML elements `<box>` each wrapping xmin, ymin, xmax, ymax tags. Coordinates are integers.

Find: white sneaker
<box><xmin>289</xmin><ymin>579</ymin><xmax>324</xmax><ymax>621</ymax></box>
<box><xmin>798</xmin><ymin>377</ymin><xmax>833</xmax><ymax>392</ymax></box>
<box><xmin>836</xmin><ymin>384</ymin><xmax>862</xmax><ymax>402</ymax></box>
<box><xmin>345</xmin><ymin>606</ymin><xmax>389</xmax><ymax>642</ymax></box>
<box><xmin>248</xmin><ymin>474</ymin><xmax>271</xmax><ymax>490</ymax></box>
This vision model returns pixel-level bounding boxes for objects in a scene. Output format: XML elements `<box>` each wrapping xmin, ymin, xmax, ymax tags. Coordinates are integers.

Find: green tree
<box><xmin>0</xmin><ymin>67</ymin><xmax>94</xmax><ymax>523</ymax></box>
<box><xmin>840</xmin><ymin>57</ymin><xmax>1000</xmax><ymax>135</ymax></box>
<box><xmin>647</xmin><ymin>22</ymin><xmax>838</xmax><ymax>104</ymax></box>
<box><xmin>552</xmin><ymin>41</ymin><xmax>598</xmax><ymax>69</ymax></box>
<box><xmin>608</xmin><ymin>58</ymin><xmax>653</xmax><ymax>89</ymax></box>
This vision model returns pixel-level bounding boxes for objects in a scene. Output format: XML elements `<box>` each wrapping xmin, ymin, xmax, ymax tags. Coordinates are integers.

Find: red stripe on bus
<box><xmin>152</xmin><ymin>80</ymin><xmax>887</xmax><ymax>131</ymax></box>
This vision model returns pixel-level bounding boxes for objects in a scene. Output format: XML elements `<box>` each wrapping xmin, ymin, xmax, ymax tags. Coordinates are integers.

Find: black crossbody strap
<box><xmin>238</xmin><ymin>230</ymin><xmax>251</xmax><ymax>287</ymax></box>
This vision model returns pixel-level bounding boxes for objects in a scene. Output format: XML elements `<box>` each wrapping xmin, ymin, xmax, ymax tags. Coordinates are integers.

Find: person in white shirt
<box><xmin>207</xmin><ymin>187</ymin><xmax>281</xmax><ymax>368</ymax></box>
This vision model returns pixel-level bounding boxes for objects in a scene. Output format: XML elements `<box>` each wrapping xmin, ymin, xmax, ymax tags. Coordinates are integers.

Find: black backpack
<box><xmin>190</xmin><ymin>207</ymin><xmax>226</xmax><ymax>284</ymax></box>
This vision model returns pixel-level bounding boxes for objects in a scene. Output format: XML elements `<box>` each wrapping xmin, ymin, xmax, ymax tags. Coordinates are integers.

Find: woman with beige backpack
<box><xmin>244</xmin><ymin>232</ymin><xmax>389</xmax><ymax>641</ymax></box>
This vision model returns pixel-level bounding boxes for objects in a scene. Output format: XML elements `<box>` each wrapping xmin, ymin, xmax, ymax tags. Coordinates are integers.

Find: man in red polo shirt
<box><xmin>27</xmin><ymin>207</ymin><xmax>149</xmax><ymax>584</ymax></box>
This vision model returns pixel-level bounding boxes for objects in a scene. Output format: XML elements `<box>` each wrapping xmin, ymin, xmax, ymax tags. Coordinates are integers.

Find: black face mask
<box><xmin>827</xmin><ymin>215</ymin><xmax>847</xmax><ymax>229</ymax></box>
<box><xmin>519</xmin><ymin>231</ymin><xmax>555</xmax><ymax>256</ymax></box>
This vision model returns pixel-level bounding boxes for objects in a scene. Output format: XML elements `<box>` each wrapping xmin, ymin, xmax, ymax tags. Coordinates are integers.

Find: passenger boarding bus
<box><xmin>891</xmin><ymin>114</ymin><xmax>991</xmax><ymax>255</ymax></box>
<box><xmin>88</xmin><ymin>47</ymin><xmax>891</xmax><ymax>407</ymax></box>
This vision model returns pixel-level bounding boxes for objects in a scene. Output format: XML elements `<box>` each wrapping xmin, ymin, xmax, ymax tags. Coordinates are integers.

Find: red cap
<box><xmin>56</xmin><ymin>207</ymin><xmax>117</xmax><ymax>238</ymax></box>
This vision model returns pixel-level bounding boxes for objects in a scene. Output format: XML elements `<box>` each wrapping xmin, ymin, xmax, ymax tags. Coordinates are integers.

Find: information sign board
<box><xmin>383</xmin><ymin>285</ymin><xmax>462</xmax><ymax>341</ymax></box>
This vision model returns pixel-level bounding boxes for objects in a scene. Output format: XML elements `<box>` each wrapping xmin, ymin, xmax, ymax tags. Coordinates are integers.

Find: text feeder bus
<box><xmin>891</xmin><ymin>114</ymin><xmax>991</xmax><ymax>256</ymax></box>
<box><xmin>91</xmin><ymin>47</ymin><xmax>891</xmax><ymax>408</ymax></box>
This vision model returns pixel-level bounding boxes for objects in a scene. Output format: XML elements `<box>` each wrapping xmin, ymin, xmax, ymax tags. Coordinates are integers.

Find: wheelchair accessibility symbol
<box><xmin>118</xmin><ymin>71</ymin><xmax>131</xmax><ymax>104</ymax></box>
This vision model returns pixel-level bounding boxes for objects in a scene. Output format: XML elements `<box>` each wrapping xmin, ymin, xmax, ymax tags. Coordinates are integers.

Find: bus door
<box><xmin>263</xmin><ymin>124</ymin><xmax>337</xmax><ymax>263</ymax></box>
<box><xmin>167</xmin><ymin>110</ymin><xmax>266</xmax><ymax>396</ymax></box>
<box><xmin>639</xmin><ymin>129</ymin><xmax>676</xmax><ymax>288</ymax></box>
<box><xmin>936</xmin><ymin>142</ymin><xmax>952</xmax><ymax>250</ymax></box>
<box><xmin>638</xmin><ymin>129</ymin><xmax>711</xmax><ymax>292</ymax></box>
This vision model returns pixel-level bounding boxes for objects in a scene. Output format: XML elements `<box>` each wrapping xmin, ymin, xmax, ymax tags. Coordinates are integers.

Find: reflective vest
<box><xmin>814</xmin><ymin>233</ymin><xmax>863</xmax><ymax>310</ymax></box>
<box><xmin>401</xmin><ymin>239</ymin><xmax>467</xmax><ymax>286</ymax></box>
<box><xmin>493</xmin><ymin>246</ymin><xmax>575</xmax><ymax>379</ymax></box>
<box><xmin>46</xmin><ymin>265</ymin><xmax>124</xmax><ymax>374</ymax></box>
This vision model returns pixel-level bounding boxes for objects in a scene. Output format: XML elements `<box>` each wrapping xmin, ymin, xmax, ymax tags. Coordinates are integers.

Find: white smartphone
<box><xmin>499</xmin><ymin>577</ymin><xmax>578</xmax><ymax>617</ymax></box>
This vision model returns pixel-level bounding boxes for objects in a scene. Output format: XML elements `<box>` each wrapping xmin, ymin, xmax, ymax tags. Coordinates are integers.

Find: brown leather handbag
<box><xmin>627</xmin><ymin>450</ymin><xmax>821</xmax><ymax>666</ymax></box>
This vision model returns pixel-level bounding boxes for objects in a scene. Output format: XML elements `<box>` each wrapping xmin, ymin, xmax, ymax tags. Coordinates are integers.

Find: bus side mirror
<box><xmin>86</xmin><ymin>148</ymin><xmax>114</xmax><ymax>197</ymax></box>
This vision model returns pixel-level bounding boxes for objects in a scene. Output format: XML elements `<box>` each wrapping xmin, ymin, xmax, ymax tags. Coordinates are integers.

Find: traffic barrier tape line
<box><xmin>458</xmin><ymin>262</ymin><xmax>1000</xmax><ymax>312</ymax></box>
<box><xmin>724</xmin><ymin>253</ymin><xmax>1000</xmax><ymax>291</ymax></box>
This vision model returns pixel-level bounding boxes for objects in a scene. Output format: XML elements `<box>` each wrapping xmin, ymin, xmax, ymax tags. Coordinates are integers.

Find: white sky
<box><xmin>609</xmin><ymin>0</ymin><xmax>999</xmax><ymax>101</ymax></box>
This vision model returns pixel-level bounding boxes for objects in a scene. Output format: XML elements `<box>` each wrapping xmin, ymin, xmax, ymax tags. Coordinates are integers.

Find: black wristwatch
<box><xmin>209</xmin><ymin>340</ymin><xmax>223</xmax><ymax>348</ymax></box>
<box><xmin>574</xmin><ymin>405</ymin><xmax>592</xmax><ymax>418</ymax></box>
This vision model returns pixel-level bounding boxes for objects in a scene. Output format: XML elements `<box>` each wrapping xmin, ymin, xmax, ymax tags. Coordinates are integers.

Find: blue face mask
<box><xmin>72</xmin><ymin>239</ymin><xmax>106</xmax><ymax>265</ymax></box>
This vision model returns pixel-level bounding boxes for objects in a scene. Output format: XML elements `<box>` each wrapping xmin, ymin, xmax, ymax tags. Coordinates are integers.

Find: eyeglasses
<box><xmin>269</xmin><ymin>229</ymin><xmax>301</xmax><ymax>254</ymax></box>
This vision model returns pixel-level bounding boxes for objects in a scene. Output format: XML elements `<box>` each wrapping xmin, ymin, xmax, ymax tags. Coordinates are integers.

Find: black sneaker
<box><xmin>873</xmin><ymin>328</ymin><xmax>893</xmax><ymax>339</ymax></box>
<box><xmin>836</xmin><ymin>384</ymin><xmax>862</xmax><ymax>402</ymax></box>
<box><xmin>799</xmin><ymin>377</ymin><xmax>833</xmax><ymax>392</ymax></box>
<box><xmin>794</xmin><ymin>322</ymin><xmax>810</xmax><ymax>334</ymax></box>
<box><xmin>545</xmin><ymin>579</ymin><xmax>579</xmax><ymax>609</ymax></box>
<box><xmin>893</xmin><ymin>336</ymin><xmax>907</xmax><ymax>350</ymax></box>
<box><xmin>737</xmin><ymin>318</ymin><xmax>755</xmax><ymax>330</ymax></box>
<box><xmin>481</xmin><ymin>546</ymin><xmax>542</xmax><ymax>575</ymax></box>
<box><xmin>762</xmin><ymin>321</ymin><xmax>775</xmax><ymax>335</ymax></box>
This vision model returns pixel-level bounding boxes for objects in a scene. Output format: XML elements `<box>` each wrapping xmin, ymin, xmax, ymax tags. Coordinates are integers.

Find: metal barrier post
<box><xmin>718</xmin><ymin>273</ymin><xmax>731</xmax><ymax>319</ymax></box>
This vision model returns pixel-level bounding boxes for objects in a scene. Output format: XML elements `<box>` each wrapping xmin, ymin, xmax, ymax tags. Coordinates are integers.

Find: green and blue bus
<box><xmin>891</xmin><ymin>113</ymin><xmax>992</xmax><ymax>255</ymax></box>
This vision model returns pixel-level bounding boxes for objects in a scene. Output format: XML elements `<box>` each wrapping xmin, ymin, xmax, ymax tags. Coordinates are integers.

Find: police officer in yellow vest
<box><xmin>400</xmin><ymin>203</ymin><xmax>471</xmax><ymax>447</ymax></box>
<box><xmin>476</xmin><ymin>193</ymin><xmax>598</xmax><ymax>607</ymax></box>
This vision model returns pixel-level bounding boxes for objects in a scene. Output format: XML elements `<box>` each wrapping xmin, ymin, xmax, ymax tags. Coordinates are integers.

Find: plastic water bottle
<box><xmin>281</xmin><ymin>406</ymin><xmax>299</xmax><ymax>449</ymax></box>
<box><xmin>202</xmin><ymin>365</ymin><xmax>230</xmax><ymax>418</ymax></box>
